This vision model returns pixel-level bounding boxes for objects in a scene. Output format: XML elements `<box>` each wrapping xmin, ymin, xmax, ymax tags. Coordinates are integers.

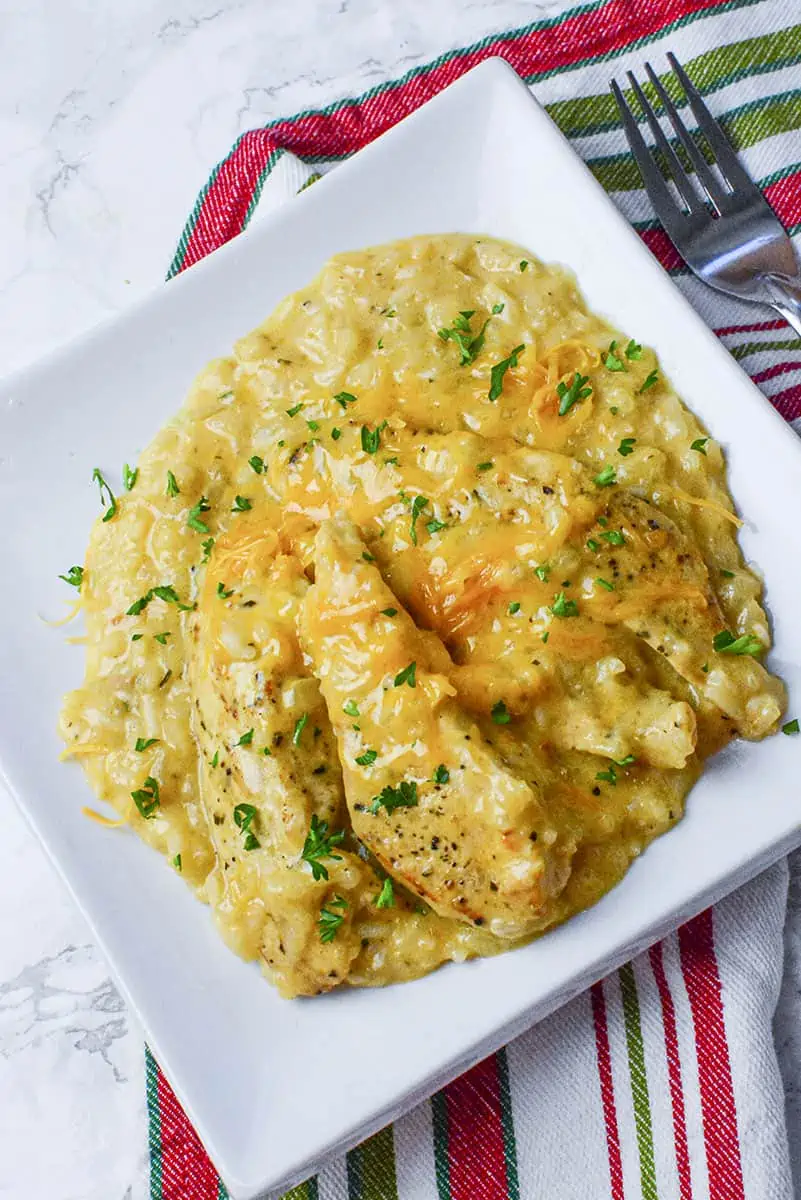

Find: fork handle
<box><xmin>764</xmin><ymin>274</ymin><xmax>801</xmax><ymax>338</ymax></box>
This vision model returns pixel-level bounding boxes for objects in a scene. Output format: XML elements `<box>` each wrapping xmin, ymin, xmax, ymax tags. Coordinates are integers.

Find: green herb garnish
<box><xmin>625</xmin><ymin>340</ymin><xmax>643</xmax><ymax>360</ymax></box>
<box><xmin>508</xmin><ymin>601</ymin><xmax>521</xmax><ymax>615</ymax></box>
<box><xmin>477</xmin><ymin>461</ymin><xmax>494</xmax><ymax>472</ymax></box>
<box><xmin>165</xmin><ymin>471</ymin><xmax>180</xmax><ymax>497</ymax></box>
<box><xmin>292</xmin><ymin>714</ymin><xmax>308</xmax><ymax>746</ymax></box>
<box><xmin>236</xmin><ymin>729</ymin><xmax>254</xmax><ymax>747</ymax></box>
<box><xmin>596</xmin><ymin>766</ymin><xmax>617</xmax><ymax>785</ymax></box>
<box><xmin>782</xmin><ymin>719</ymin><xmax>799</xmax><ymax>735</ymax></box>
<box><xmin>433</xmin><ymin>764</ymin><xmax>450</xmax><ymax>785</ymax></box>
<box><xmin>556</xmin><ymin>372</ymin><xmax>592</xmax><ymax>416</ymax></box>
<box><xmin>286</xmin><ymin>404</ymin><xmax>303</xmax><ymax>417</ymax></box>
<box><xmin>217</xmin><ymin>582</ymin><xmax>233</xmax><ymax>599</ymax></box>
<box><xmin>232</xmin><ymin>495</ymin><xmax>252</xmax><ymax>512</ymax></box>
<box><xmin>438</xmin><ymin>307</ymin><xmax>501</xmax><ymax>366</ymax></box>
<box><xmin>601</xmin><ymin>529</ymin><xmax>625</xmax><ymax>545</ymax></box>
<box><xmin>491</xmin><ymin>700</ymin><xmax>510</xmax><ymax>725</ymax></box>
<box><xmin>381</xmin><ymin>608</ymin><xmax>398</xmax><ymax>618</ymax></box>
<box><xmin>488</xmin><ymin>344</ymin><xmax>525</xmax><ymax>401</ymax></box>
<box><xmin>331</xmin><ymin>428</ymin><xmax>342</xmax><ymax>441</ymax></box>
<box><xmin>131</xmin><ymin>776</ymin><xmax>160</xmax><ymax>819</ymax></box>
<box><xmin>551</xmin><ymin>591</ymin><xmax>579</xmax><ymax>618</ymax></box>
<box><xmin>394</xmin><ymin>661</ymin><xmax>416</xmax><ymax>688</ymax></box>
<box><xmin>334</xmin><ymin>392</ymin><xmax>357</xmax><ymax>409</ymax></box>
<box><xmin>249</xmin><ymin>455</ymin><xmax>264</xmax><ymax>474</ymax></box>
<box><xmin>713</xmin><ymin>631</ymin><xmax>763</xmax><ymax>656</ymax></box>
<box><xmin>187</xmin><ymin>496</ymin><xmax>211</xmax><ymax>533</ymax></box>
<box><xmin>638</xmin><ymin>369</ymin><xmax>659</xmax><ymax>393</ymax></box>
<box><xmin>618</xmin><ymin>437</ymin><xmax>636</xmax><ymax>457</ymax></box>
<box><xmin>361</xmin><ymin>422</ymin><xmax>387</xmax><ymax>455</ymax></box>
<box><xmin>369</xmin><ymin>781</ymin><xmax>418</xmax><ymax>815</ymax></box>
<box><xmin>301</xmin><ymin>814</ymin><xmax>345</xmax><ymax>881</ymax></box>
<box><xmin>92</xmin><ymin>468</ymin><xmax>117</xmax><ymax>523</ymax></box>
<box><xmin>594</xmin><ymin>465</ymin><xmax>617</xmax><ymax>488</ymax></box>
<box><xmin>690</xmin><ymin>438</ymin><xmax>708</xmax><ymax>455</ymax></box>
<box><xmin>318</xmin><ymin>895</ymin><xmax>348</xmax><ymax>942</ymax></box>
<box><xmin>409</xmin><ymin>495</ymin><xmax>428</xmax><ymax>545</ymax></box>
<box><xmin>355</xmin><ymin>749</ymin><xmax>378</xmax><ymax>766</ymax></box>
<box><xmin>134</xmin><ymin>738</ymin><xmax>159</xmax><ymax>752</ymax></box>
<box><xmin>343</xmin><ymin>700</ymin><xmax>360</xmax><ymax>718</ymax></box>
<box><xmin>595</xmin><ymin>577</ymin><xmax>615</xmax><ymax>591</ymax></box>
<box><xmin>375</xmin><ymin>878</ymin><xmax>395</xmax><ymax>908</ymax></box>
<box><xmin>123</xmin><ymin>463</ymin><xmax>138</xmax><ymax>491</ymax></box>
<box><xmin>603</xmin><ymin>341</ymin><xmax>625</xmax><ymax>372</ymax></box>
<box><xmin>59</xmin><ymin>565</ymin><xmax>84</xmax><ymax>589</ymax></box>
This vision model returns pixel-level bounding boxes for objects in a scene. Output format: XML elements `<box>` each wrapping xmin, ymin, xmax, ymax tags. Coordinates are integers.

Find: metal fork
<box><xmin>612</xmin><ymin>53</ymin><xmax>801</xmax><ymax>335</ymax></box>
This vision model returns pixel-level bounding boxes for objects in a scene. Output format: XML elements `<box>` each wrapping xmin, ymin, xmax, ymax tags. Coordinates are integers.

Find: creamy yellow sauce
<box><xmin>60</xmin><ymin>235</ymin><xmax>785</xmax><ymax>998</ymax></box>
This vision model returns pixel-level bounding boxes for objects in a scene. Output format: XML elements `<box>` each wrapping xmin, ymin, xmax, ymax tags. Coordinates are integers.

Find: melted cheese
<box><xmin>59</xmin><ymin>235</ymin><xmax>785</xmax><ymax>998</ymax></box>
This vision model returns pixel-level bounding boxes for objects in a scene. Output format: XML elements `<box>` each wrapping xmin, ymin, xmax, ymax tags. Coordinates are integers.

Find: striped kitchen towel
<box><xmin>146</xmin><ymin>2</ymin><xmax>800</xmax><ymax>1196</ymax></box>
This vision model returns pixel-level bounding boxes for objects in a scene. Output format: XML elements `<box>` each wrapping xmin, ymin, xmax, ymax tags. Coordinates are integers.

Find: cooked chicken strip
<box><xmin>299</xmin><ymin>517</ymin><xmax>575</xmax><ymax>939</ymax></box>
<box><xmin>189</xmin><ymin>517</ymin><xmax>372</xmax><ymax>996</ymax></box>
<box><xmin>579</xmin><ymin>492</ymin><xmax>785</xmax><ymax>739</ymax></box>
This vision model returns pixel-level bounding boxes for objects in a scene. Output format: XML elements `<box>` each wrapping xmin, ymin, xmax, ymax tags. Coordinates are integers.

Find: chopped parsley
<box><xmin>595</xmin><ymin>577</ymin><xmax>615</xmax><ymax>592</ymax></box>
<box><xmin>301</xmin><ymin>814</ymin><xmax>345</xmax><ymax>881</ymax></box>
<box><xmin>131</xmin><ymin>776</ymin><xmax>160</xmax><ymax>819</ymax></box>
<box><xmin>233</xmin><ymin>802</ymin><xmax>260</xmax><ymax>850</ymax></box>
<box><xmin>438</xmin><ymin>306</ymin><xmax>503</xmax><ymax>365</ymax></box>
<box><xmin>123</xmin><ymin>463</ymin><xmax>138</xmax><ymax>491</ymax></box>
<box><xmin>361</xmin><ymin>422</ymin><xmax>387</xmax><ymax>455</ymax></box>
<box><xmin>217</xmin><ymin>582</ymin><xmax>233</xmax><ymax>599</ymax></box>
<box><xmin>690</xmin><ymin>437</ymin><xmax>708</xmax><ymax>455</ymax></box>
<box><xmin>165</xmin><ymin>471</ymin><xmax>180</xmax><ymax>497</ymax></box>
<box><xmin>535</xmin><ymin>564</ymin><xmax>551</xmax><ymax>583</ymax></box>
<box><xmin>318</xmin><ymin>895</ymin><xmax>348</xmax><ymax>943</ymax></box>
<box><xmin>173</xmin><ymin>854</ymin><xmax>182</xmax><ymax>871</ymax></box>
<box><xmin>286</xmin><ymin>403</ymin><xmax>303</xmax><ymax>417</ymax></box>
<box><xmin>594</xmin><ymin>464</ymin><xmax>617</xmax><ymax>488</ymax></box>
<box><xmin>187</xmin><ymin>496</ymin><xmax>211</xmax><ymax>533</ymax></box>
<box><xmin>292</xmin><ymin>714</ymin><xmax>308</xmax><ymax>746</ymax></box>
<box><xmin>355</xmin><ymin>749</ymin><xmax>378</xmax><ymax>766</ymax></box>
<box><xmin>211</xmin><ymin>750</ymin><xmax>219</xmax><ymax>768</ymax></box>
<box><xmin>638</xmin><ymin>369</ymin><xmax>659</xmax><ymax>393</ymax></box>
<box><xmin>393</xmin><ymin>661</ymin><xmax>417</xmax><ymax>688</ymax></box>
<box><xmin>551</xmin><ymin>591</ymin><xmax>579</xmax><ymax>618</ymax></box>
<box><xmin>236</xmin><ymin>729</ymin><xmax>254</xmax><ymax>747</ymax></box>
<box><xmin>334</xmin><ymin>391</ymin><xmax>357</xmax><ymax>409</ymax></box>
<box><xmin>381</xmin><ymin>608</ymin><xmax>397</xmax><ymax>618</ymax></box>
<box><xmin>331</xmin><ymin>427</ymin><xmax>342</xmax><ymax>441</ymax></box>
<box><xmin>720</xmin><ymin>569</ymin><xmax>735</xmax><ymax>579</ymax></box>
<box><xmin>713</xmin><ymin>630</ymin><xmax>763</xmax><ymax>657</ymax></box>
<box><xmin>375</xmin><ymin>877</ymin><xmax>395</xmax><ymax>908</ymax></box>
<box><xmin>92</xmin><ymin>468</ymin><xmax>117</xmax><ymax>523</ymax></box>
<box><xmin>782</xmin><ymin>719</ymin><xmax>799</xmax><ymax>735</ymax></box>
<box><xmin>596</xmin><ymin>765</ymin><xmax>617</xmax><ymax>785</ymax></box>
<box><xmin>362</xmin><ymin>551</ymin><xmax>375</xmax><ymax>563</ymax></box>
<box><xmin>232</xmin><ymin>495</ymin><xmax>252</xmax><ymax>512</ymax></box>
<box><xmin>556</xmin><ymin>371</ymin><xmax>592</xmax><ymax>416</ymax></box>
<box><xmin>519</xmin><ymin>260</ymin><xmax>528</xmax><ymax>272</ymax></box>
<box><xmin>488</xmin><ymin>344</ymin><xmax>525</xmax><ymax>401</ymax></box>
<box><xmin>343</xmin><ymin>700</ymin><xmax>360</xmax><ymax>718</ymax></box>
<box><xmin>618</xmin><ymin>437</ymin><xmax>636</xmax><ymax>456</ymax></box>
<box><xmin>426</xmin><ymin>517</ymin><xmax>447</xmax><ymax>534</ymax></box>
<box><xmin>614</xmin><ymin>754</ymin><xmax>636</xmax><ymax>766</ymax></box>
<box><xmin>603</xmin><ymin>341</ymin><xmax>625</xmax><ymax>372</ymax></box>
<box><xmin>508</xmin><ymin>601</ymin><xmax>521</xmax><ymax>615</ymax></box>
<box><xmin>248</xmin><ymin>455</ymin><xmax>264</xmax><ymax>474</ymax></box>
<box><xmin>381</xmin><ymin>307</ymin><xmax>396</xmax><ymax>318</ymax></box>
<box><xmin>154</xmin><ymin>632</ymin><xmax>170</xmax><ymax>644</ymax></box>
<box><xmin>126</xmin><ymin>585</ymin><xmax>193</xmax><ymax>616</ymax></box>
<box><xmin>625</xmin><ymin>340</ymin><xmax>643</xmax><ymax>360</ymax></box>
<box><xmin>131</xmin><ymin>634</ymin><xmax>143</xmax><ymax>641</ymax></box>
<box><xmin>306</xmin><ymin>419</ymin><xmax>320</xmax><ymax>432</ymax></box>
<box><xmin>541</xmin><ymin>631</ymin><xmax>550</xmax><ymax>643</ymax></box>
<box><xmin>201</xmin><ymin>537</ymin><xmax>215</xmax><ymax>563</ymax></box>
<box><xmin>369</xmin><ymin>780</ymin><xmax>418</xmax><ymax>815</ymax></box>
<box><xmin>408</xmin><ymin>495</ymin><xmax>429</xmax><ymax>545</ymax></box>
<box><xmin>491</xmin><ymin>700</ymin><xmax>511</xmax><ymax>725</ymax></box>
<box><xmin>477</xmin><ymin>461</ymin><xmax>494</xmax><ymax>472</ymax></box>
<box><xmin>601</xmin><ymin>529</ymin><xmax>625</xmax><ymax>545</ymax></box>
<box><xmin>59</xmin><ymin>565</ymin><xmax>84</xmax><ymax>589</ymax></box>
<box><xmin>586</xmin><ymin>538</ymin><xmax>600</xmax><ymax>551</ymax></box>
<box><xmin>134</xmin><ymin>737</ymin><xmax>159</xmax><ymax>752</ymax></box>
<box><xmin>433</xmin><ymin>764</ymin><xmax>450</xmax><ymax>785</ymax></box>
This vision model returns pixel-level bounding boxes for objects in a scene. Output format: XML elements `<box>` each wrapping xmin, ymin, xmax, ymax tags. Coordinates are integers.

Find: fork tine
<box><xmin>610</xmin><ymin>80</ymin><xmax>688</xmax><ymax>235</ymax></box>
<box><xmin>643</xmin><ymin>62</ymin><xmax>728</xmax><ymax>210</ymax></box>
<box><xmin>625</xmin><ymin>72</ymin><xmax>704</xmax><ymax>216</ymax></box>
<box><xmin>666</xmin><ymin>52</ymin><xmax>756</xmax><ymax>194</ymax></box>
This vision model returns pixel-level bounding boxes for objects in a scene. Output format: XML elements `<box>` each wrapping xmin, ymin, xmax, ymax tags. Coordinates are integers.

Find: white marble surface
<box><xmin>1</xmin><ymin>2</ymin><xmax>800</xmax><ymax>1197</ymax></box>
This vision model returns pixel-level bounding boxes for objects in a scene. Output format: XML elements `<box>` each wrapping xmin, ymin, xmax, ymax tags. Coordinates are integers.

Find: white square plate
<box><xmin>2</xmin><ymin>58</ymin><xmax>800</xmax><ymax>1199</ymax></box>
